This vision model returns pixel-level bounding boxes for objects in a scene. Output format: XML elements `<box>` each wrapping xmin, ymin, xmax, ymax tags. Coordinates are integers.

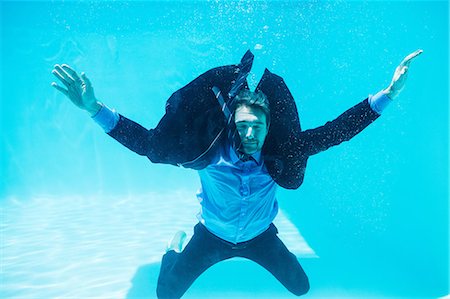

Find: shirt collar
<box><xmin>229</xmin><ymin>145</ymin><xmax>262</xmax><ymax>165</ymax></box>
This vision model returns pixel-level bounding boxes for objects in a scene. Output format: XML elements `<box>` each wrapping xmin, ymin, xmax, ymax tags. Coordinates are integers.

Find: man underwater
<box><xmin>52</xmin><ymin>49</ymin><xmax>422</xmax><ymax>298</ymax></box>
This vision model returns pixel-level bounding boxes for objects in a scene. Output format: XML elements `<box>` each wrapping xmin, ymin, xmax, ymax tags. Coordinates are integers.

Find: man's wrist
<box><xmin>369</xmin><ymin>90</ymin><xmax>393</xmax><ymax>114</ymax></box>
<box><xmin>91</xmin><ymin>103</ymin><xmax>119</xmax><ymax>133</ymax></box>
<box><xmin>87</xmin><ymin>101</ymin><xmax>103</xmax><ymax>117</ymax></box>
<box><xmin>382</xmin><ymin>87</ymin><xmax>395</xmax><ymax>100</ymax></box>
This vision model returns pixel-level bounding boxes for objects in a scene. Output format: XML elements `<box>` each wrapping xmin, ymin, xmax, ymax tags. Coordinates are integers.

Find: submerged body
<box><xmin>98</xmin><ymin>91</ymin><xmax>382</xmax><ymax>298</ymax></box>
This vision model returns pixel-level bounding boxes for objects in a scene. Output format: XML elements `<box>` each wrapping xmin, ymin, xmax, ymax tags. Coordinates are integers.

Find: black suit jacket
<box><xmin>107</xmin><ymin>66</ymin><xmax>380</xmax><ymax>190</ymax></box>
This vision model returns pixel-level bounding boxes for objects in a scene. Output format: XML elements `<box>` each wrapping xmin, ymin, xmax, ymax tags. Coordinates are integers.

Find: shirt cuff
<box><xmin>368</xmin><ymin>90</ymin><xmax>392</xmax><ymax>114</ymax></box>
<box><xmin>91</xmin><ymin>103</ymin><xmax>119</xmax><ymax>133</ymax></box>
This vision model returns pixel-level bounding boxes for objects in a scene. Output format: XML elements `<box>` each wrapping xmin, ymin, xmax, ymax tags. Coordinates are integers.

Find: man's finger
<box><xmin>401</xmin><ymin>49</ymin><xmax>423</xmax><ymax>66</ymax></box>
<box><xmin>401</xmin><ymin>66</ymin><xmax>408</xmax><ymax>75</ymax></box>
<box><xmin>52</xmin><ymin>69</ymin><xmax>71</xmax><ymax>88</ymax></box>
<box><xmin>400</xmin><ymin>66</ymin><xmax>408</xmax><ymax>80</ymax></box>
<box><xmin>51</xmin><ymin>82</ymin><xmax>68</xmax><ymax>96</ymax></box>
<box><xmin>54</xmin><ymin>64</ymin><xmax>75</xmax><ymax>86</ymax></box>
<box><xmin>61</xmin><ymin>64</ymin><xmax>82</xmax><ymax>83</ymax></box>
<box><xmin>80</xmin><ymin>72</ymin><xmax>92</xmax><ymax>88</ymax></box>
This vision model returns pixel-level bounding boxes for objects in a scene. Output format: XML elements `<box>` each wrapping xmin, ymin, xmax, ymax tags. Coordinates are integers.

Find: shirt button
<box><xmin>239</xmin><ymin>227</ymin><xmax>243</xmax><ymax>230</ymax></box>
<box><xmin>241</xmin><ymin>213</ymin><xmax>245</xmax><ymax>216</ymax></box>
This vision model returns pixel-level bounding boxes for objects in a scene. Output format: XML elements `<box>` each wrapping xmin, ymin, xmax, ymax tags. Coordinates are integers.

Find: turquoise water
<box><xmin>1</xmin><ymin>0</ymin><xmax>448</xmax><ymax>298</ymax></box>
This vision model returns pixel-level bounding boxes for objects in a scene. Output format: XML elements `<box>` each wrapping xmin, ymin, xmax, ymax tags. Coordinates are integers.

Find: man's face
<box><xmin>234</xmin><ymin>105</ymin><xmax>268</xmax><ymax>155</ymax></box>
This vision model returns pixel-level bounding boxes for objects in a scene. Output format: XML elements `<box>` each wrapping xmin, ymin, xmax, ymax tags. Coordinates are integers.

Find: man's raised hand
<box><xmin>52</xmin><ymin>64</ymin><xmax>102</xmax><ymax>116</ymax></box>
<box><xmin>383</xmin><ymin>49</ymin><xmax>423</xmax><ymax>100</ymax></box>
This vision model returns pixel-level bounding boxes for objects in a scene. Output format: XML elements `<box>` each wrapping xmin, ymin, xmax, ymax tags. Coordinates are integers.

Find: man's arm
<box><xmin>91</xmin><ymin>104</ymin><xmax>157</xmax><ymax>157</ymax></box>
<box><xmin>51</xmin><ymin>64</ymin><xmax>160</xmax><ymax>159</ymax></box>
<box><xmin>298</xmin><ymin>49</ymin><xmax>423</xmax><ymax>156</ymax></box>
<box><xmin>51</xmin><ymin>64</ymin><xmax>226</xmax><ymax>169</ymax></box>
<box><xmin>298</xmin><ymin>96</ymin><xmax>380</xmax><ymax>156</ymax></box>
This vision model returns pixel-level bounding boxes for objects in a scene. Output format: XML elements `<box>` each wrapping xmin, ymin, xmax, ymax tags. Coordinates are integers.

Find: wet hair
<box><xmin>233</xmin><ymin>89</ymin><xmax>270</xmax><ymax>126</ymax></box>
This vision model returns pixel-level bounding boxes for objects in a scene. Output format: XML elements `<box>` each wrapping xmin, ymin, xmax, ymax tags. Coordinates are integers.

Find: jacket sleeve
<box><xmin>106</xmin><ymin>114</ymin><xmax>182</xmax><ymax>166</ymax></box>
<box><xmin>298</xmin><ymin>98</ymin><xmax>380</xmax><ymax>156</ymax></box>
<box><xmin>106</xmin><ymin>114</ymin><xmax>154</xmax><ymax>155</ymax></box>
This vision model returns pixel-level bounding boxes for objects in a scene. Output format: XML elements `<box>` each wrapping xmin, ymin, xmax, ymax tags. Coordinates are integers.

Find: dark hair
<box><xmin>233</xmin><ymin>89</ymin><xmax>270</xmax><ymax>126</ymax></box>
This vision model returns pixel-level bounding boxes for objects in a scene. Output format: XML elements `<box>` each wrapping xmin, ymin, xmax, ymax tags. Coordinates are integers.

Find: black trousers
<box><xmin>156</xmin><ymin>222</ymin><xmax>310</xmax><ymax>298</ymax></box>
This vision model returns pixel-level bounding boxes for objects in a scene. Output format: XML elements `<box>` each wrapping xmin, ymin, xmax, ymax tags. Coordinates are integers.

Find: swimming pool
<box><xmin>1</xmin><ymin>1</ymin><xmax>448</xmax><ymax>298</ymax></box>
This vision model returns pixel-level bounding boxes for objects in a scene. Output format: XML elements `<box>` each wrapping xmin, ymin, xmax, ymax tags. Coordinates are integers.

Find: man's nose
<box><xmin>245</xmin><ymin>127</ymin><xmax>254</xmax><ymax>139</ymax></box>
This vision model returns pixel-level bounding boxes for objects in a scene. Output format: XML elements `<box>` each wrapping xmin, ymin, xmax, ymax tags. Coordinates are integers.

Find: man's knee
<box><xmin>156</xmin><ymin>282</ymin><xmax>180</xmax><ymax>299</ymax></box>
<box><xmin>291</xmin><ymin>275</ymin><xmax>310</xmax><ymax>296</ymax></box>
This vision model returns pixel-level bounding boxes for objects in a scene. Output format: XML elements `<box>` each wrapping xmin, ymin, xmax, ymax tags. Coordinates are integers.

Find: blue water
<box><xmin>1</xmin><ymin>1</ymin><xmax>448</xmax><ymax>298</ymax></box>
